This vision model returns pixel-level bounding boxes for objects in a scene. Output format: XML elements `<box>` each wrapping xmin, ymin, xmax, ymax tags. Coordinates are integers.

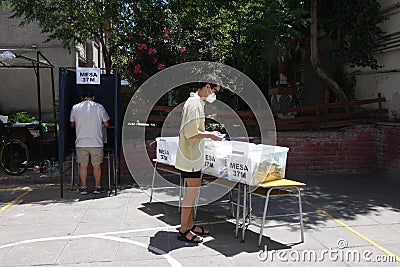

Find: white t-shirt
<box><xmin>175</xmin><ymin>92</ymin><xmax>205</xmax><ymax>172</ymax></box>
<box><xmin>70</xmin><ymin>100</ymin><xmax>110</xmax><ymax>147</ymax></box>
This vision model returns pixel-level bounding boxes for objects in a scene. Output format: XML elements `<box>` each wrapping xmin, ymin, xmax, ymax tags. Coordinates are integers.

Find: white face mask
<box><xmin>205</xmin><ymin>86</ymin><xmax>217</xmax><ymax>103</ymax></box>
<box><xmin>206</xmin><ymin>92</ymin><xmax>216</xmax><ymax>103</ymax></box>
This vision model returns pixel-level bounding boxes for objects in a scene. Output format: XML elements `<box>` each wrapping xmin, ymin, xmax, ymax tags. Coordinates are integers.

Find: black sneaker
<box><xmin>78</xmin><ymin>187</ymin><xmax>88</xmax><ymax>195</ymax></box>
<box><xmin>93</xmin><ymin>186</ymin><xmax>106</xmax><ymax>194</ymax></box>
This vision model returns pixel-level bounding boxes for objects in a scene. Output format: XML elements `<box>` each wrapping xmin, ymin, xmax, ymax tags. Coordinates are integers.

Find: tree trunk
<box><xmin>102</xmin><ymin>47</ymin><xmax>112</xmax><ymax>74</ymax></box>
<box><xmin>102</xmin><ymin>19</ymin><xmax>113</xmax><ymax>74</ymax></box>
<box><xmin>310</xmin><ymin>0</ymin><xmax>348</xmax><ymax>103</ymax></box>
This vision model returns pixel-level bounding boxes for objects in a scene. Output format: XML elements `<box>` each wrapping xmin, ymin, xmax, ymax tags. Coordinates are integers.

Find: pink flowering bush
<box><xmin>163</xmin><ymin>28</ymin><xmax>170</xmax><ymax>37</ymax></box>
<box><xmin>120</xmin><ymin>26</ymin><xmax>191</xmax><ymax>89</ymax></box>
<box><xmin>133</xmin><ymin>64</ymin><xmax>142</xmax><ymax>74</ymax></box>
<box><xmin>157</xmin><ymin>64</ymin><xmax>165</xmax><ymax>70</ymax></box>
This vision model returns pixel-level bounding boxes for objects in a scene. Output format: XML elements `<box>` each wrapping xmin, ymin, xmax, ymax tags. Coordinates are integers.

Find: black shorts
<box><xmin>181</xmin><ymin>170</ymin><xmax>202</xmax><ymax>179</ymax></box>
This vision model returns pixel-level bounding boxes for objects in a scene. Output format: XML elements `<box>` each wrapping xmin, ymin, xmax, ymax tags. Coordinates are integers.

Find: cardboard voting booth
<box><xmin>58</xmin><ymin>68</ymin><xmax>121</xmax><ymax>197</ymax></box>
<box><xmin>202</xmin><ymin>139</ymin><xmax>231</xmax><ymax>177</ymax></box>
<box><xmin>227</xmin><ymin>143</ymin><xmax>289</xmax><ymax>185</ymax></box>
<box><xmin>155</xmin><ymin>136</ymin><xmax>179</xmax><ymax>165</ymax></box>
<box><xmin>154</xmin><ymin>137</ymin><xmax>289</xmax><ymax>185</ymax></box>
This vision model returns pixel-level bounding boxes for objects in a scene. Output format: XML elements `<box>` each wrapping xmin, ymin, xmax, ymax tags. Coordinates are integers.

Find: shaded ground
<box><xmin>0</xmin><ymin>169</ymin><xmax>399</xmax><ymax>266</ymax></box>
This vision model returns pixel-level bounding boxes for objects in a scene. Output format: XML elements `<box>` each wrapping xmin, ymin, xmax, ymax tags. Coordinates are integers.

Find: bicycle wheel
<box><xmin>0</xmin><ymin>139</ymin><xmax>29</xmax><ymax>175</ymax></box>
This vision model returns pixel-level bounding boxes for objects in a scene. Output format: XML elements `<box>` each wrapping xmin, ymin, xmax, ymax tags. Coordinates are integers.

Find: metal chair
<box><xmin>232</xmin><ymin>180</ymin><xmax>305</xmax><ymax>246</ymax></box>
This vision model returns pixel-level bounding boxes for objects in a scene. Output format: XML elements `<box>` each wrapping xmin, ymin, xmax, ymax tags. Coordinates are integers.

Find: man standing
<box><xmin>175</xmin><ymin>82</ymin><xmax>224</xmax><ymax>243</ymax></box>
<box><xmin>70</xmin><ymin>89</ymin><xmax>110</xmax><ymax>195</ymax></box>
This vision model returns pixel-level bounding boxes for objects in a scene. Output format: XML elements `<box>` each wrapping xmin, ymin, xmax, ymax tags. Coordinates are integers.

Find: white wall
<box><xmin>353</xmin><ymin>0</ymin><xmax>400</xmax><ymax>119</ymax></box>
<box><xmin>0</xmin><ymin>8</ymin><xmax>77</xmax><ymax>120</ymax></box>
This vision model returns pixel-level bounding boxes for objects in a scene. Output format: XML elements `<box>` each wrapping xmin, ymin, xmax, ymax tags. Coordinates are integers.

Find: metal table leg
<box><xmin>70</xmin><ymin>151</ymin><xmax>75</xmax><ymax>190</ymax></box>
<box><xmin>107</xmin><ymin>150</ymin><xmax>111</xmax><ymax>190</ymax></box>
<box><xmin>235</xmin><ymin>183</ymin><xmax>241</xmax><ymax>238</ymax></box>
<box><xmin>249</xmin><ymin>191</ymin><xmax>252</xmax><ymax>225</ymax></box>
<box><xmin>178</xmin><ymin>174</ymin><xmax>183</xmax><ymax>213</ymax></box>
<box><xmin>113</xmin><ymin>152</ymin><xmax>117</xmax><ymax>196</ymax></box>
<box><xmin>229</xmin><ymin>190</ymin><xmax>235</xmax><ymax>218</ymax></box>
<box><xmin>241</xmin><ymin>184</ymin><xmax>247</xmax><ymax>241</ymax></box>
<box><xmin>150</xmin><ymin>161</ymin><xmax>157</xmax><ymax>202</ymax></box>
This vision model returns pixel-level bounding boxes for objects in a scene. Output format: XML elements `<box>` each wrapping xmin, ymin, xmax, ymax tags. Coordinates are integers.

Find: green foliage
<box><xmin>1</xmin><ymin>0</ymin><xmax>387</xmax><ymax>97</ymax></box>
<box><xmin>234</xmin><ymin>0</ymin><xmax>309</xmax><ymax>86</ymax></box>
<box><xmin>342</xmin><ymin>75</ymin><xmax>356</xmax><ymax>100</ymax></box>
<box><xmin>113</xmin><ymin>0</ymin><xmax>309</xmax><ymax>89</ymax></box>
<box><xmin>8</xmin><ymin>111</ymin><xmax>36</xmax><ymax>123</ymax></box>
<box><xmin>205</xmin><ymin>123</ymin><xmax>226</xmax><ymax>134</ymax></box>
<box><xmin>318</xmin><ymin>0</ymin><xmax>386</xmax><ymax>69</ymax></box>
<box><xmin>0</xmin><ymin>1</ymin><xmax>11</xmax><ymax>9</ymax></box>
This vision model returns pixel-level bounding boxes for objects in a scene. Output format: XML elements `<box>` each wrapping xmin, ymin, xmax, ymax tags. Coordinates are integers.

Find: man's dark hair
<box><xmin>197</xmin><ymin>74</ymin><xmax>223</xmax><ymax>92</ymax></box>
<box><xmin>81</xmin><ymin>89</ymin><xmax>94</xmax><ymax>98</ymax></box>
<box><xmin>197</xmin><ymin>82</ymin><xmax>218</xmax><ymax>89</ymax></box>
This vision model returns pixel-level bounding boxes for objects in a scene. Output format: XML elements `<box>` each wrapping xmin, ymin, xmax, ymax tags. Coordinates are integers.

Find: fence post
<box><xmin>377</xmin><ymin>92</ymin><xmax>386</xmax><ymax>121</ymax></box>
<box><xmin>378</xmin><ymin>93</ymin><xmax>382</xmax><ymax>110</ymax></box>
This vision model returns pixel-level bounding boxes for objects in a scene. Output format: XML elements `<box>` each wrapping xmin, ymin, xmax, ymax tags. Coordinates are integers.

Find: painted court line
<box><xmin>0</xmin><ymin>226</ymin><xmax>188</xmax><ymax>267</ymax></box>
<box><xmin>3</xmin><ymin>185</ymin><xmax>396</xmax><ymax>263</ymax></box>
<box><xmin>0</xmin><ymin>187</ymin><xmax>33</xmax><ymax>191</ymax></box>
<box><xmin>304</xmin><ymin>198</ymin><xmax>400</xmax><ymax>262</ymax></box>
<box><xmin>0</xmin><ymin>188</ymin><xmax>33</xmax><ymax>213</ymax></box>
<box><xmin>0</xmin><ymin>221</ymin><xmax>223</xmax><ymax>251</ymax></box>
<box><xmin>0</xmin><ymin>233</ymin><xmax>182</xmax><ymax>267</ymax></box>
<box><xmin>95</xmin><ymin>235</ymin><xmax>183</xmax><ymax>267</ymax></box>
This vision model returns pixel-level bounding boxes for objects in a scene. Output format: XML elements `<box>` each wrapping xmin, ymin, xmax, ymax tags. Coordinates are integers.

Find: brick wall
<box><xmin>119</xmin><ymin>123</ymin><xmax>400</xmax><ymax>175</ymax></box>
<box><xmin>277</xmin><ymin>125</ymin><xmax>378</xmax><ymax>171</ymax></box>
<box><xmin>119</xmin><ymin>139</ymin><xmax>156</xmax><ymax>176</ymax></box>
<box><xmin>377</xmin><ymin>123</ymin><xmax>400</xmax><ymax>174</ymax></box>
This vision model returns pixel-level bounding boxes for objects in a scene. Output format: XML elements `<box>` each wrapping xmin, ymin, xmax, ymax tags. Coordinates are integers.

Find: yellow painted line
<box><xmin>0</xmin><ymin>188</ymin><xmax>33</xmax><ymax>213</ymax></box>
<box><xmin>304</xmin><ymin>199</ymin><xmax>400</xmax><ymax>262</ymax></box>
<box><xmin>0</xmin><ymin>187</ymin><xmax>32</xmax><ymax>191</ymax></box>
<box><xmin>0</xmin><ymin>186</ymin><xmax>59</xmax><ymax>191</ymax></box>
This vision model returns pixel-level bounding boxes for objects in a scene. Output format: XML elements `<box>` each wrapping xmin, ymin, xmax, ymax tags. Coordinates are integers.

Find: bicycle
<box><xmin>0</xmin><ymin>120</ymin><xmax>30</xmax><ymax>175</ymax></box>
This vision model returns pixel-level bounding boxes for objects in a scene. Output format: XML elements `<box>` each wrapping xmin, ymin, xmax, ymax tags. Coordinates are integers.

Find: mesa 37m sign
<box><xmin>76</xmin><ymin>67</ymin><xmax>101</xmax><ymax>85</ymax></box>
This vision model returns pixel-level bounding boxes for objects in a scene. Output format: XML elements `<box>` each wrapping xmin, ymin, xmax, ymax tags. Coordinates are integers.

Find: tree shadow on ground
<box><xmin>289</xmin><ymin>171</ymin><xmax>400</xmax><ymax>227</ymax></box>
<box><xmin>140</xmin><ymin>170</ymin><xmax>400</xmax><ymax>257</ymax></box>
<box><xmin>0</xmin><ymin>170</ymin><xmax>137</xmax><ymax>206</ymax></box>
<box><xmin>141</xmin><ymin>197</ymin><xmax>301</xmax><ymax>257</ymax></box>
<box><xmin>142</xmin><ymin>170</ymin><xmax>400</xmax><ymax>229</ymax></box>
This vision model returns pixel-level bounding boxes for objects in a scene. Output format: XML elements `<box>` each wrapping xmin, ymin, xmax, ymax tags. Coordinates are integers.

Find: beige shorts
<box><xmin>76</xmin><ymin>147</ymin><xmax>104</xmax><ymax>164</ymax></box>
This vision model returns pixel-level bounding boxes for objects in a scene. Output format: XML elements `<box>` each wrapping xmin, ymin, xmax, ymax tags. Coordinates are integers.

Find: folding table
<box><xmin>151</xmin><ymin>161</ymin><xmax>306</xmax><ymax>246</ymax></box>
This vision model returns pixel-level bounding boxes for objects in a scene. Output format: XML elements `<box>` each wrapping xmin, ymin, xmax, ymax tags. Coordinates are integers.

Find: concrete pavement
<box><xmin>0</xmin><ymin>170</ymin><xmax>399</xmax><ymax>266</ymax></box>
